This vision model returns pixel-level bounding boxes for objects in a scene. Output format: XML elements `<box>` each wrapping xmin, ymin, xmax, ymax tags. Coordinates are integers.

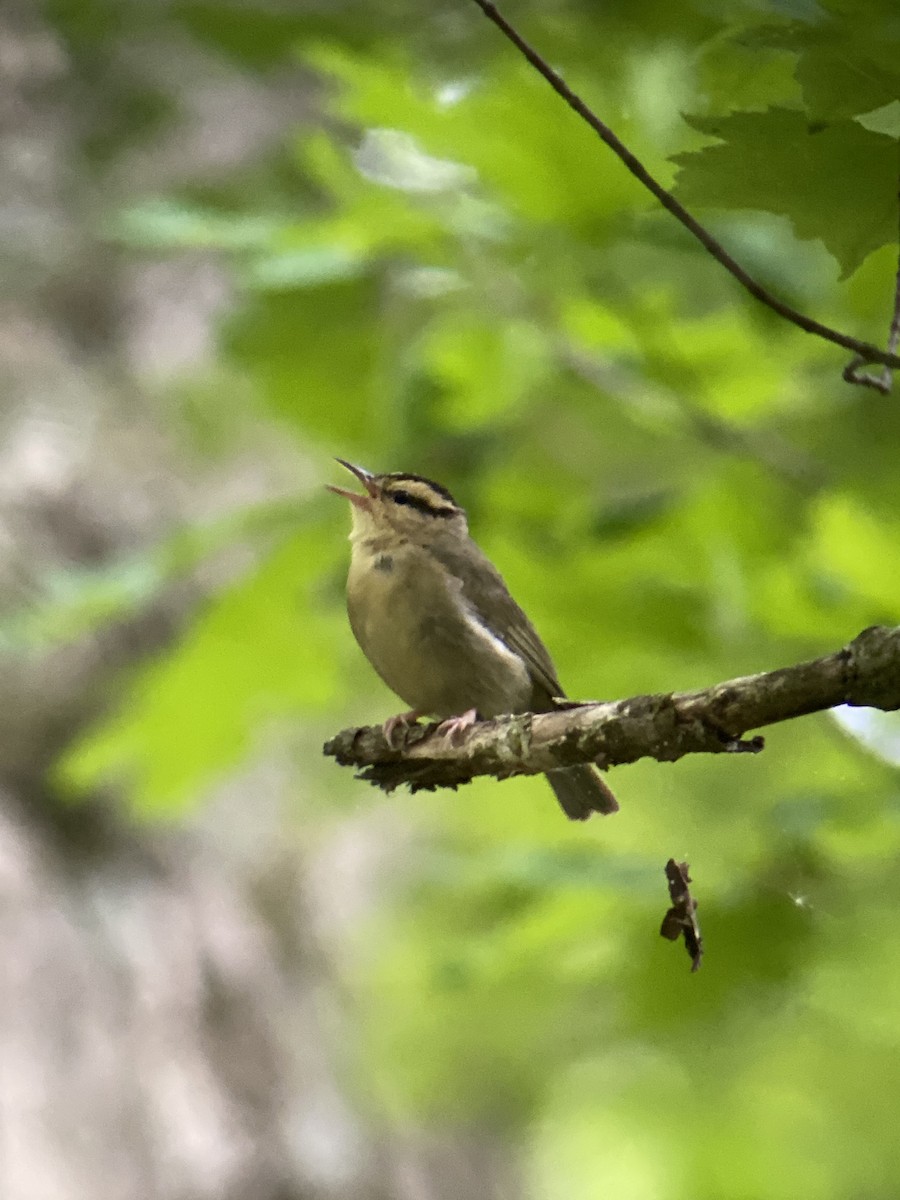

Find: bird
<box><xmin>327</xmin><ymin>459</ymin><xmax>618</xmax><ymax>820</ymax></box>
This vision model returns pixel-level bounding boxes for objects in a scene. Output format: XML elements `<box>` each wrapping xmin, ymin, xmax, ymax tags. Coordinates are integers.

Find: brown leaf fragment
<box><xmin>660</xmin><ymin>858</ymin><xmax>703</xmax><ymax>972</ymax></box>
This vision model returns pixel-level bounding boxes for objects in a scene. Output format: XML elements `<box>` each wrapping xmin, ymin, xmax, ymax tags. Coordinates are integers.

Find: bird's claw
<box><xmin>436</xmin><ymin>707</ymin><xmax>479</xmax><ymax>746</ymax></box>
<box><xmin>382</xmin><ymin>710</ymin><xmax>423</xmax><ymax>750</ymax></box>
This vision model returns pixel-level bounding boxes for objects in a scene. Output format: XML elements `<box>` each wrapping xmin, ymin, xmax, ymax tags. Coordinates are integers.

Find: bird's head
<box><xmin>327</xmin><ymin>459</ymin><xmax>468</xmax><ymax>544</ymax></box>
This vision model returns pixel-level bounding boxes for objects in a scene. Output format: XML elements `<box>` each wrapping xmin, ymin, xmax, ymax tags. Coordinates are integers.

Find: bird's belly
<box><xmin>347</xmin><ymin>553</ymin><xmax>531</xmax><ymax>718</ymax></box>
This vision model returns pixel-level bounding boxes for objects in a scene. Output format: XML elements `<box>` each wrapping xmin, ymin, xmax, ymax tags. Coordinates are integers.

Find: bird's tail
<box><xmin>546</xmin><ymin>766</ymin><xmax>619</xmax><ymax>820</ymax></box>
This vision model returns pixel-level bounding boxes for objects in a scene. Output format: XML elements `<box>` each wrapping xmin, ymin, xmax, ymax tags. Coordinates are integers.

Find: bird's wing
<box><xmin>428</xmin><ymin>537</ymin><xmax>565</xmax><ymax>704</ymax></box>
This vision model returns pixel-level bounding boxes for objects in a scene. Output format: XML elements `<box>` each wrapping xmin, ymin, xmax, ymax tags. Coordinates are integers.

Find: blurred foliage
<box><xmin>25</xmin><ymin>0</ymin><xmax>900</xmax><ymax>1194</ymax></box>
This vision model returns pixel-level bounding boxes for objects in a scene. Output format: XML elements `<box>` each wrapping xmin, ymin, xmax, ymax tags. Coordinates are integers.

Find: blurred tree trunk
<box><xmin>0</xmin><ymin>5</ymin><xmax>517</xmax><ymax>1198</ymax></box>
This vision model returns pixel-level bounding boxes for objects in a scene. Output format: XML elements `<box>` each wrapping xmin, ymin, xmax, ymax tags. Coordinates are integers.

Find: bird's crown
<box><xmin>376</xmin><ymin>473</ymin><xmax>462</xmax><ymax>518</ymax></box>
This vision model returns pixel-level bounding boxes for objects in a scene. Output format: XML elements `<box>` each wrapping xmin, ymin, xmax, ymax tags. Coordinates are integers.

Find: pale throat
<box><xmin>348</xmin><ymin>507</ymin><xmax>391</xmax><ymax>550</ymax></box>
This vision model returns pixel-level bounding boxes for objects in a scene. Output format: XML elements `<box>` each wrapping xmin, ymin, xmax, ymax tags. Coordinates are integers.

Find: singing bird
<box><xmin>328</xmin><ymin>460</ymin><xmax>618</xmax><ymax>819</ymax></box>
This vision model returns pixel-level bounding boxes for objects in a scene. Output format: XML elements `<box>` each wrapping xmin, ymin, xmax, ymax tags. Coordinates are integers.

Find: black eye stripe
<box><xmin>388</xmin><ymin>488</ymin><xmax>457</xmax><ymax>518</ymax></box>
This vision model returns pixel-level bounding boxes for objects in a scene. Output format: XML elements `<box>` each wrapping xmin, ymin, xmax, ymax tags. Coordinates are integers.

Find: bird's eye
<box><xmin>391</xmin><ymin>489</ymin><xmax>414</xmax><ymax>507</ymax></box>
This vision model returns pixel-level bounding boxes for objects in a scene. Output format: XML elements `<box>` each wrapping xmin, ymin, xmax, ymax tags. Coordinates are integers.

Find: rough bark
<box><xmin>324</xmin><ymin>625</ymin><xmax>900</xmax><ymax>792</ymax></box>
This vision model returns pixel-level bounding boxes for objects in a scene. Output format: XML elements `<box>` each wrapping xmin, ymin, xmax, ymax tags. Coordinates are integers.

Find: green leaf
<box><xmin>225</xmin><ymin>277</ymin><xmax>385</xmax><ymax>447</ymax></box>
<box><xmin>171</xmin><ymin>1</ymin><xmax>365</xmax><ymax>67</ymax></box>
<box><xmin>57</xmin><ymin>523</ymin><xmax>344</xmax><ymax>813</ymax></box>
<box><xmin>672</xmin><ymin>108</ymin><xmax>899</xmax><ymax>277</ymax></box>
<box><xmin>741</xmin><ymin>3</ymin><xmax>900</xmax><ymax>121</ymax></box>
<box><xmin>857</xmin><ymin>101</ymin><xmax>900</xmax><ymax>139</ymax></box>
<box><xmin>113</xmin><ymin>200</ymin><xmax>284</xmax><ymax>251</ymax></box>
<box><xmin>808</xmin><ymin>493</ymin><xmax>900</xmax><ymax>619</ymax></box>
<box><xmin>420</xmin><ymin>311</ymin><xmax>552</xmax><ymax>430</ymax></box>
<box><xmin>0</xmin><ymin>497</ymin><xmax>306</xmax><ymax>652</ymax></box>
<box><xmin>308</xmin><ymin>43</ymin><xmax>650</xmax><ymax>230</ymax></box>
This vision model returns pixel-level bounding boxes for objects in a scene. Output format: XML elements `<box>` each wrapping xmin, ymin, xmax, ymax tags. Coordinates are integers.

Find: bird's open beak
<box><xmin>326</xmin><ymin>458</ymin><xmax>379</xmax><ymax>509</ymax></box>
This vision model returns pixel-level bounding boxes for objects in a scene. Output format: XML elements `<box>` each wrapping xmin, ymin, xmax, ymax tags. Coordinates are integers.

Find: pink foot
<box><xmin>436</xmin><ymin>707</ymin><xmax>479</xmax><ymax>746</ymax></box>
<box><xmin>382</xmin><ymin>710</ymin><xmax>424</xmax><ymax>750</ymax></box>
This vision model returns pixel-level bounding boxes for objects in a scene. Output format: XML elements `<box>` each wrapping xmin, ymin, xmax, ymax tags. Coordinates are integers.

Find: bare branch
<box><xmin>468</xmin><ymin>0</ymin><xmax>900</xmax><ymax>377</ymax></box>
<box><xmin>323</xmin><ymin>625</ymin><xmax>900</xmax><ymax>792</ymax></box>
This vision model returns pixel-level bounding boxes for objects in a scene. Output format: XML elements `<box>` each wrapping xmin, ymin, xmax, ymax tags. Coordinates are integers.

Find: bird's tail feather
<box><xmin>546</xmin><ymin>766</ymin><xmax>619</xmax><ymax>820</ymax></box>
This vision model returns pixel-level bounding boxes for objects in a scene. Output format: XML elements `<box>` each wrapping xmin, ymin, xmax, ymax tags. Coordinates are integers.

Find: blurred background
<box><xmin>2</xmin><ymin>0</ymin><xmax>899</xmax><ymax>1197</ymax></box>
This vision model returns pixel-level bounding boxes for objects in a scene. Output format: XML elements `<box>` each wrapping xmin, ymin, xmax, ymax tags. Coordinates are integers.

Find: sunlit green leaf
<box><xmin>57</xmin><ymin>523</ymin><xmax>344</xmax><ymax>813</ymax></box>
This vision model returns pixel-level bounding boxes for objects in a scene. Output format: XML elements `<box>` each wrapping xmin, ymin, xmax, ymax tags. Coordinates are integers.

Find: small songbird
<box><xmin>327</xmin><ymin>460</ymin><xmax>618</xmax><ymax>820</ymax></box>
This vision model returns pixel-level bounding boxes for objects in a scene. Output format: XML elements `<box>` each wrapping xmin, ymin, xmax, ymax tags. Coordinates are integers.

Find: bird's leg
<box><xmin>436</xmin><ymin>707</ymin><xmax>479</xmax><ymax>745</ymax></box>
<box><xmin>382</xmin><ymin>709</ymin><xmax>425</xmax><ymax>750</ymax></box>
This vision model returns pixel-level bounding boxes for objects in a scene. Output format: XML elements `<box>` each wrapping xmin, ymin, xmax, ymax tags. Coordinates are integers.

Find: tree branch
<box><xmin>467</xmin><ymin>0</ymin><xmax>900</xmax><ymax>376</ymax></box>
<box><xmin>324</xmin><ymin>625</ymin><xmax>900</xmax><ymax>792</ymax></box>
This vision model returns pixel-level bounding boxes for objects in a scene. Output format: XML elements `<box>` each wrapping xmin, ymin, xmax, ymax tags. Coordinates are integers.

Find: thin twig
<box><xmin>324</xmin><ymin>625</ymin><xmax>900</xmax><ymax>793</ymax></box>
<box><xmin>844</xmin><ymin>175</ymin><xmax>900</xmax><ymax>392</ymax></box>
<box><xmin>468</xmin><ymin>0</ymin><xmax>900</xmax><ymax>374</ymax></box>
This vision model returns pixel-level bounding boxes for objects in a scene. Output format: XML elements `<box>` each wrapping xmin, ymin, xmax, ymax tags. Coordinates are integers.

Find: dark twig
<box><xmin>468</xmin><ymin>0</ymin><xmax>900</xmax><ymax>375</ymax></box>
<box><xmin>843</xmin><ymin>183</ymin><xmax>900</xmax><ymax>392</ymax></box>
<box><xmin>324</xmin><ymin>625</ymin><xmax>900</xmax><ymax>792</ymax></box>
<box><xmin>660</xmin><ymin>860</ymin><xmax>702</xmax><ymax>972</ymax></box>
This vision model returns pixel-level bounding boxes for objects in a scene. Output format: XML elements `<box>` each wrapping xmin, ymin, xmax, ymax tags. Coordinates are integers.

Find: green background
<box><xmin>19</xmin><ymin>0</ymin><xmax>900</xmax><ymax>1194</ymax></box>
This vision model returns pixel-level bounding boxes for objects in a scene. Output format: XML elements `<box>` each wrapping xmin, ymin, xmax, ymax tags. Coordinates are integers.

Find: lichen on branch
<box><xmin>323</xmin><ymin>626</ymin><xmax>900</xmax><ymax>793</ymax></box>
